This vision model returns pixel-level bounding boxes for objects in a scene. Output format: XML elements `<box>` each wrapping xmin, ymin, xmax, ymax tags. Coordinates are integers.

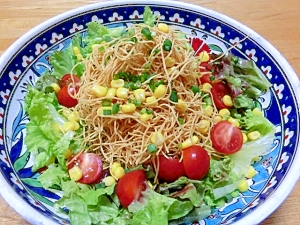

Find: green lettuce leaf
<box><xmin>37</xmin><ymin>164</ymin><xmax>69</xmax><ymax>189</ymax></box>
<box><xmin>143</xmin><ymin>6</ymin><xmax>157</xmax><ymax>27</ymax></box>
<box><xmin>128</xmin><ymin>187</ymin><xmax>193</xmax><ymax>224</ymax></box>
<box><xmin>230</xmin><ymin>131</ymin><xmax>275</xmax><ymax>177</ymax></box>
<box><xmin>238</xmin><ymin>110</ymin><xmax>276</xmax><ymax>135</ymax></box>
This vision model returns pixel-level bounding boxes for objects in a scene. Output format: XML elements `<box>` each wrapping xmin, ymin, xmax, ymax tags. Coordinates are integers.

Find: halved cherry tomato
<box><xmin>116</xmin><ymin>170</ymin><xmax>146</xmax><ymax>207</ymax></box>
<box><xmin>211</xmin><ymin>121</ymin><xmax>243</xmax><ymax>154</ymax></box>
<box><xmin>157</xmin><ymin>155</ymin><xmax>186</xmax><ymax>182</ymax></box>
<box><xmin>211</xmin><ymin>82</ymin><xmax>232</xmax><ymax>109</ymax></box>
<box><xmin>57</xmin><ymin>85</ymin><xmax>78</xmax><ymax>108</ymax></box>
<box><xmin>68</xmin><ymin>153</ymin><xmax>103</xmax><ymax>184</ymax></box>
<box><xmin>59</xmin><ymin>74</ymin><xmax>81</xmax><ymax>88</ymax></box>
<box><xmin>182</xmin><ymin>145</ymin><xmax>210</xmax><ymax>180</ymax></box>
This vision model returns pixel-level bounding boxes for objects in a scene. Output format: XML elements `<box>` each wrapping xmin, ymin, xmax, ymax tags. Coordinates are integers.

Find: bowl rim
<box><xmin>0</xmin><ymin>0</ymin><xmax>299</xmax><ymax>224</ymax></box>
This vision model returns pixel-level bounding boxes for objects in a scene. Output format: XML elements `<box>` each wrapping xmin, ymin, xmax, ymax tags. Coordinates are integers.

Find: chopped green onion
<box><xmin>141</xmin><ymin>27</ymin><xmax>152</xmax><ymax>40</ymax></box>
<box><xmin>209</xmin><ymin>75</ymin><xmax>215</xmax><ymax>81</ymax></box>
<box><xmin>133</xmin><ymin>99</ymin><xmax>142</xmax><ymax>107</ymax></box>
<box><xmin>130</xmin><ymin>37</ymin><xmax>138</xmax><ymax>43</ymax></box>
<box><xmin>154</xmin><ymin>80</ymin><xmax>165</xmax><ymax>87</ymax></box>
<box><xmin>112</xmin><ymin>104</ymin><xmax>120</xmax><ymax>114</ymax></box>
<box><xmin>204</xmin><ymin>96</ymin><xmax>212</xmax><ymax>105</ymax></box>
<box><xmin>149</xmin><ymin>79</ymin><xmax>155</xmax><ymax>92</ymax></box>
<box><xmin>191</xmin><ymin>85</ymin><xmax>200</xmax><ymax>94</ymax></box>
<box><xmin>147</xmin><ymin>143</ymin><xmax>157</xmax><ymax>153</ymax></box>
<box><xmin>163</xmin><ymin>39</ymin><xmax>172</xmax><ymax>51</ymax></box>
<box><xmin>103</xmin><ymin>109</ymin><xmax>112</xmax><ymax>115</ymax></box>
<box><xmin>102</xmin><ymin>99</ymin><xmax>111</xmax><ymax>107</ymax></box>
<box><xmin>170</xmin><ymin>89</ymin><xmax>178</xmax><ymax>102</ymax></box>
<box><xmin>178</xmin><ymin>117</ymin><xmax>185</xmax><ymax>125</ymax></box>
<box><xmin>140</xmin><ymin>108</ymin><xmax>147</xmax><ymax>114</ymax></box>
<box><xmin>146</xmin><ymin>109</ymin><xmax>154</xmax><ymax>115</ymax></box>
<box><xmin>95</xmin><ymin>182</ymin><xmax>106</xmax><ymax>189</ymax></box>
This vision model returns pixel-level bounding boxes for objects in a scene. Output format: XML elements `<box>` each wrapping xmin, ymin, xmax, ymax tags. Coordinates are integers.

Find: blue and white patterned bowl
<box><xmin>0</xmin><ymin>1</ymin><xmax>299</xmax><ymax>224</ymax></box>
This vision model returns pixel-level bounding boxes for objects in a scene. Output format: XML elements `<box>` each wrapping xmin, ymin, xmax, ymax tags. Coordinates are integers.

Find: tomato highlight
<box><xmin>116</xmin><ymin>170</ymin><xmax>146</xmax><ymax>207</ymax></box>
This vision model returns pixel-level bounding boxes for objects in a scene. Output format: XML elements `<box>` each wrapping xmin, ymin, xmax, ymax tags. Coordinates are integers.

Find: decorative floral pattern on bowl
<box><xmin>0</xmin><ymin>1</ymin><xmax>299</xmax><ymax>225</ymax></box>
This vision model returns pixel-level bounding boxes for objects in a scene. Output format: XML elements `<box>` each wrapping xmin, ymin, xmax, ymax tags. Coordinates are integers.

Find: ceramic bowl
<box><xmin>0</xmin><ymin>1</ymin><xmax>299</xmax><ymax>225</ymax></box>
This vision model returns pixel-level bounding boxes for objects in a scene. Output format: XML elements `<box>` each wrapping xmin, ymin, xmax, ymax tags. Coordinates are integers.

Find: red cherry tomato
<box><xmin>59</xmin><ymin>74</ymin><xmax>81</xmax><ymax>88</ymax></box>
<box><xmin>211</xmin><ymin>121</ymin><xmax>243</xmax><ymax>154</ymax></box>
<box><xmin>57</xmin><ymin>85</ymin><xmax>78</xmax><ymax>108</ymax></box>
<box><xmin>199</xmin><ymin>74</ymin><xmax>214</xmax><ymax>85</ymax></box>
<box><xmin>68</xmin><ymin>153</ymin><xmax>103</xmax><ymax>184</ymax></box>
<box><xmin>157</xmin><ymin>155</ymin><xmax>186</xmax><ymax>182</ymax></box>
<box><xmin>182</xmin><ymin>145</ymin><xmax>210</xmax><ymax>180</ymax></box>
<box><xmin>211</xmin><ymin>82</ymin><xmax>232</xmax><ymax>109</ymax></box>
<box><xmin>116</xmin><ymin>170</ymin><xmax>146</xmax><ymax>207</ymax></box>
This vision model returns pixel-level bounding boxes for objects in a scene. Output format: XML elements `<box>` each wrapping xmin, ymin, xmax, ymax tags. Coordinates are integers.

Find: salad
<box><xmin>24</xmin><ymin>6</ymin><xmax>275</xmax><ymax>225</ymax></box>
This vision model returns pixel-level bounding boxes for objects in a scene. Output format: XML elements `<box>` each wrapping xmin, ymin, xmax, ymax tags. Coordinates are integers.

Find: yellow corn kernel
<box><xmin>111</xmin><ymin>162</ymin><xmax>122</xmax><ymax>175</ymax></box>
<box><xmin>201</xmin><ymin>83</ymin><xmax>212</xmax><ymax>93</ymax></box>
<box><xmin>245</xmin><ymin>166</ymin><xmax>257</xmax><ymax>179</ymax></box>
<box><xmin>106</xmin><ymin>88</ymin><xmax>117</xmax><ymax>99</ymax></box>
<box><xmin>219</xmin><ymin>108</ymin><xmax>230</xmax><ymax>117</ymax></box>
<box><xmin>150</xmin><ymin>132</ymin><xmax>164</xmax><ymax>147</ymax></box>
<box><xmin>154</xmin><ymin>84</ymin><xmax>167</xmax><ymax>99</ymax></box>
<box><xmin>203</xmin><ymin>105</ymin><xmax>214</xmax><ymax>117</ymax></box>
<box><xmin>91</xmin><ymin>85</ymin><xmax>107</xmax><ymax>98</ymax></box>
<box><xmin>140</xmin><ymin>113</ymin><xmax>153</xmax><ymax>122</ymax></box>
<box><xmin>116</xmin><ymin>87</ymin><xmax>129</xmax><ymax>99</ymax></box>
<box><xmin>146</xmin><ymin>96</ymin><xmax>158</xmax><ymax>108</ymax></box>
<box><xmin>52</xmin><ymin>123</ymin><xmax>61</xmax><ymax>132</ymax></box>
<box><xmin>97</xmin><ymin>106</ymin><xmax>112</xmax><ymax>115</ymax></box>
<box><xmin>177</xmin><ymin>99</ymin><xmax>188</xmax><ymax>112</ymax></box>
<box><xmin>228</xmin><ymin>117</ymin><xmax>240</xmax><ymax>127</ymax></box>
<box><xmin>67</xmin><ymin>111</ymin><xmax>80</xmax><ymax>122</ymax></box>
<box><xmin>121</xmin><ymin>103</ymin><xmax>136</xmax><ymax>113</ymax></box>
<box><xmin>133</xmin><ymin>89</ymin><xmax>146</xmax><ymax>102</ymax></box>
<box><xmin>165</xmin><ymin>57</ymin><xmax>176</xmax><ymax>68</ymax></box>
<box><xmin>92</xmin><ymin>44</ymin><xmax>101</xmax><ymax>50</ymax></box>
<box><xmin>192</xmin><ymin>135</ymin><xmax>199</xmax><ymax>144</ymax></box>
<box><xmin>198</xmin><ymin>119</ymin><xmax>210</xmax><ymax>134</ymax></box>
<box><xmin>51</xmin><ymin>83</ymin><xmax>61</xmax><ymax>93</ymax></box>
<box><xmin>62</xmin><ymin>108</ymin><xmax>71</xmax><ymax>118</ymax></box>
<box><xmin>61</xmin><ymin>121</ymin><xmax>76</xmax><ymax>132</ymax></box>
<box><xmin>73</xmin><ymin>47</ymin><xmax>81</xmax><ymax>55</ymax></box>
<box><xmin>252</xmin><ymin>107</ymin><xmax>263</xmax><ymax>116</ymax></box>
<box><xmin>46</xmin><ymin>156</ymin><xmax>55</xmax><ymax>166</ymax></box>
<box><xmin>238</xmin><ymin>179</ymin><xmax>249</xmax><ymax>192</ymax></box>
<box><xmin>247</xmin><ymin>131</ymin><xmax>261</xmax><ymax>141</ymax></box>
<box><xmin>251</xmin><ymin>156</ymin><xmax>260</xmax><ymax>164</ymax></box>
<box><xmin>64</xmin><ymin>149</ymin><xmax>73</xmax><ymax>159</ymax></box>
<box><xmin>69</xmin><ymin>165</ymin><xmax>83</xmax><ymax>181</ymax></box>
<box><xmin>157</xmin><ymin>23</ymin><xmax>169</xmax><ymax>33</ymax></box>
<box><xmin>181</xmin><ymin>136</ymin><xmax>199</xmax><ymax>149</ymax></box>
<box><xmin>147</xmin><ymin>180</ymin><xmax>154</xmax><ymax>189</ymax></box>
<box><xmin>114</xmin><ymin>167</ymin><xmax>125</xmax><ymax>179</ymax></box>
<box><xmin>213</xmin><ymin>115</ymin><xmax>222</xmax><ymax>123</ymax></box>
<box><xmin>199</xmin><ymin>51</ymin><xmax>210</xmax><ymax>63</ymax></box>
<box><xmin>222</xmin><ymin>95</ymin><xmax>233</xmax><ymax>107</ymax></box>
<box><xmin>76</xmin><ymin>54</ymin><xmax>83</xmax><ymax>61</ymax></box>
<box><xmin>71</xmin><ymin>121</ymin><xmax>80</xmax><ymax>130</ymax></box>
<box><xmin>242</xmin><ymin>133</ymin><xmax>248</xmax><ymax>143</ymax></box>
<box><xmin>111</xmin><ymin>79</ymin><xmax>125</xmax><ymax>88</ymax></box>
<box><xmin>102</xmin><ymin>176</ymin><xmax>116</xmax><ymax>186</ymax></box>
